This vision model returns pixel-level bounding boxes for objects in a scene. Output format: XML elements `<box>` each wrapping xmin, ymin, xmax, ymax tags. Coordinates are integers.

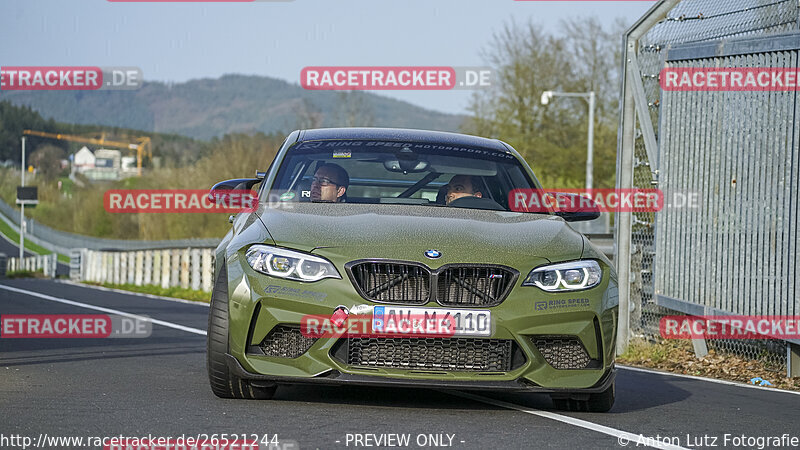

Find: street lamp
<box><xmin>20</xmin><ymin>136</ymin><xmax>26</xmax><ymax>261</ymax></box>
<box><xmin>540</xmin><ymin>90</ymin><xmax>596</xmax><ymax>190</ymax></box>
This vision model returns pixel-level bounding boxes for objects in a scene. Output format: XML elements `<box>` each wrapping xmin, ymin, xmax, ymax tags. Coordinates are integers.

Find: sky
<box><xmin>0</xmin><ymin>0</ymin><xmax>655</xmax><ymax>115</ymax></box>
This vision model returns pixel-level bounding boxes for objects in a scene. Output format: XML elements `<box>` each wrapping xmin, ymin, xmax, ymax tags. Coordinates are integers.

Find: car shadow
<box><xmin>264</xmin><ymin>367</ymin><xmax>692</xmax><ymax>414</ymax></box>
<box><xmin>460</xmin><ymin>368</ymin><xmax>693</xmax><ymax>414</ymax></box>
<box><xmin>273</xmin><ymin>384</ymin><xmax>509</xmax><ymax>411</ymax></box>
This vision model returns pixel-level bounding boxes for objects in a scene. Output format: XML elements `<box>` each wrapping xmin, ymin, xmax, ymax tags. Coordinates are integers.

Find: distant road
<box><xmin>0</xmin><ymin>234</ymin><xmax>34</xmax><ymax>258</ymax></box>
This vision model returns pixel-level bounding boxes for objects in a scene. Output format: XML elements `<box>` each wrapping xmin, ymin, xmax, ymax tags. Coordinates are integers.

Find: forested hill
<box><xmin>0</xmin><ymin>74</ymin><xmax>465</xmax><ymax>140</ymax></box>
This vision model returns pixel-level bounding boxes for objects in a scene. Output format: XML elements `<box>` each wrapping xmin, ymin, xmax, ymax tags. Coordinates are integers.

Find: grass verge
<box><xmin>618</xmin><ymin>338</ymin><xmax>800</xmax><ymax>392</ymax></box>
<box><xmin>0</xmin><ymin>217</ymin><xmax>70</xmax><ymax>263</ymax></box>
<box><xmin>5</xmin><ymin>269</ymin><xmax>47</xmax><ymax>279</ymax></box>
<box><xmin>83</xmin><ymin>281</ymin><xmax>210</xmax><ymax>303</ymax></box>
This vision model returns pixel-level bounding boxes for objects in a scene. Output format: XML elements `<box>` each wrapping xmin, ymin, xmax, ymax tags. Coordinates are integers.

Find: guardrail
<box><xmin>0</xmin><ymin>196</ymin><xmax>219</xmax><ymax>252</ymax></box>
<box><xmin>2</xmin><ymin>253</ymin><xmax>59</xmax><ymax>277</ymax></box>
<box><xmin>72</xmin><ymin>248</ymin><xmax>215</xmax><ymax>292</ymax></box>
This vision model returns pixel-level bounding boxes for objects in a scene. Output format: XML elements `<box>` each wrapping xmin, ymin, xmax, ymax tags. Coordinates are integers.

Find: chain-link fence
<box><xmin>617</xmin><ymin>0</ymin><xmax>800</xmax><ymax>376</ymax></box>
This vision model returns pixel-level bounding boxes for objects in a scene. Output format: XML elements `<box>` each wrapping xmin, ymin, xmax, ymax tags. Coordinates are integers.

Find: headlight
<box><xmin>523</xmin><ymin>260</ymin><xmax>602</xmax><ymax>292</ymax></box>
<box><xmin>245</xmin><ymin>245</ymin><xmax>341</xmax><ymax>282</ymax></box>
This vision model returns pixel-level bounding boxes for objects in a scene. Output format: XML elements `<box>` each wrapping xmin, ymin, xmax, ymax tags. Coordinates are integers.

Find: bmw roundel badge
<box><xmin>424</xmin><ymin>249</ymin><xmax>442</xmax><ymax>259</ymax></box>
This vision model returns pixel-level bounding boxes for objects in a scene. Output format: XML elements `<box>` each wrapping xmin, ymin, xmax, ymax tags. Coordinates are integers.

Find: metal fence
<box><xmin>617</xmin><ymin>0</ymin><xmax>800</xmax><ymax>377</ymax></box>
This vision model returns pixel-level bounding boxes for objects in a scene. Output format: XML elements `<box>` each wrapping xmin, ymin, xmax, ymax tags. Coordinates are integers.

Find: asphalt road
<box><xmin>0</xmin><ymin>234</ymin><xmax>35</xmax><ymax>259</ymax></box>
<box><xmin>1</xmin><ymin>278</ymin><xmax>799</xmax><ymax>450</ymax></box>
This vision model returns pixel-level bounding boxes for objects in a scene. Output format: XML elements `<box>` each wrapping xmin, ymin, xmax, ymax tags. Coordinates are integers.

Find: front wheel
<box><xmin>207</xmin><ymin>264</ymin><xmax>276</xmax><ymax>400</ymax></box>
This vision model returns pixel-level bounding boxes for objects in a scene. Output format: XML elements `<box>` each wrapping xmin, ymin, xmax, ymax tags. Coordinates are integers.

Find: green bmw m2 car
<box><xmin>207</xmin><ymin>128</ymin><xmax>618</xmax><ymax>412</ymax></box>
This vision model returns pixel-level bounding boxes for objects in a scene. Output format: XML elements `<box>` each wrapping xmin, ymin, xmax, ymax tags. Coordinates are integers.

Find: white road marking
<box><xmin>447</xmin><ymin>391</ymin><xmax>690</xmax><ymax>450</ymax></box>
<box><xmin>0</xmin><ymin>284</ymin><xmax>207</xmax><ymax>336</ymax></box>
<box><xmin>5</xmin><ymin>282</ymin><xmax>797</xmax><ymax>398</ymax></box>
<box><xmin>619</xmin><ymin>364</ymin><xmax>800</xmax><ymax>396</ymax></box>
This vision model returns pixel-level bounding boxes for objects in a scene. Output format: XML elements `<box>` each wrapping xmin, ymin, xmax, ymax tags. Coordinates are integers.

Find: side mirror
<box><xmin>208</xmin><ymin>178</ymin><xmax>262</xmax><ymax>205</ymax></box>
<box><xmin>553</xmin><ymin>193</ymin><xmax>601</xmax><ymax>222</ymax></box>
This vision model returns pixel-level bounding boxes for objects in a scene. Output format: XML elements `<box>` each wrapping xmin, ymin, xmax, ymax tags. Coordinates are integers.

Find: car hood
<box><xmin>258</xmin><ymin>203</ymin><xmax>583</xmax><ymax>264</ymax></box>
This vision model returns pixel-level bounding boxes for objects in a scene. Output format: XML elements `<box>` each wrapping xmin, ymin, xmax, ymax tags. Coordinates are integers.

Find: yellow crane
<box><xmin>22</xmin><ymin>129</ymin><xmax>152</xmax><ymax>176</ymax></box>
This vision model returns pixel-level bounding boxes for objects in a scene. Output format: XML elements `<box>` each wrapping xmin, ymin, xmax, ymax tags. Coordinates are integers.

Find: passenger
<box><xmin>310</xmin><ymin>163</ymin><xmax>349</xmax><ymax>202</ymax></box>
<box><xmin>445</xmin><ymin>174</ymin><xmax>483</xmax><ymax>205</ymax></box>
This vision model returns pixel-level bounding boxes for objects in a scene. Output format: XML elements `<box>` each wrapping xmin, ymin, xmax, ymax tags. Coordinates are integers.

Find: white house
<box><xmin>73</xmin><ymin>146</ymin><xmax>95</xmax><ymax>173</ymax></box>
<box><xmin>94</xmin><ymin>149</ymin><xmax>122</xmax><ymax>170</ymax></box>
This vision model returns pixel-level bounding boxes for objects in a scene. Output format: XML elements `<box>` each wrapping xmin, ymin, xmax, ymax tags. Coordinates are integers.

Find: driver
<box><xmin>310</xmin><ymin>163</ymin><xmax>349</xmax><ymax>202</ymax></box>
<box><xmin>445</xmin><ymin>174</ymin><xmax>483</xmax><ymax>205</ymax></box>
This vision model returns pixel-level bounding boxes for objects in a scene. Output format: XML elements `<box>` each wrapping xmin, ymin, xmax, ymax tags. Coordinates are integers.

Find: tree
<box><xmin>463</xmin><ymin>18</ymin><xmax>626</xmax><ymax>189</ymax></box>
<box><xmin>335</xmin><ymin>91</ymin><xmax>375</xmax><ymax>127</ymax></box>
<box><xmin>29</xmin><ymin>144</ymin><xmax>66</xmax><ymax>179</ymax></box>
<box><xmin>295</xmin><ymin>98</ymin><xmax>323</xmax><ymax>129</ymax></box>
<box><xmin>0</xmin><ymin>101</ymin><xmax>64</xmax><ymax>163</ymax></box>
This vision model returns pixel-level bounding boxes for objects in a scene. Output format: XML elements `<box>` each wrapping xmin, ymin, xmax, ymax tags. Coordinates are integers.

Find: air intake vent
<box><xmin>348</xmin><ymin>262</ymin><xmax>430</xmax><ymax>304</ymax></box>
<box><xmin>347</xmin><ymin>261</ymin><xmax>517</xmax><ymax>307</ymax></box>
<box><xmin>259</xmin><ymin>325</ymin><xmax>317</xmax><ymax>358</ymax></box>
<box><xmin>532</xmin><ymin>336</ymin><xmax>595</xmax><ymax>370</ymax></box>
<box><xmin>437</xmin><ymin>266</ymin><xmax>516</xmax><ymax>307</ymax></box>
<box><xmin>342</xmin><ymin>337</ymin><xmax>517</xmax><ymax>372</ymax></box>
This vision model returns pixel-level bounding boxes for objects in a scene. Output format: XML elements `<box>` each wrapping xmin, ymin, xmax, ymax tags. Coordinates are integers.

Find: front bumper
<box><xmin>226</xmin><ymin>353</ymin><xmax>616</xmax><ymax>394</ymax></box>
<box><xmin>224</xmin><ymin>252</ymin><xmax>619</xmax><ymax>392</ymax></box>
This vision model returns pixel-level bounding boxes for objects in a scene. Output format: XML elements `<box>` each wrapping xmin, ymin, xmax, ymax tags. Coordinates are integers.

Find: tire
<box><xmin>551</xmin><ymin>382</ymin><xmax>615</xmax><ymax>413</ymax></box>
<box><xmin>207</xmin><ymin>264</ymin><xmax>277</xmax><ymax>400</ymax></box>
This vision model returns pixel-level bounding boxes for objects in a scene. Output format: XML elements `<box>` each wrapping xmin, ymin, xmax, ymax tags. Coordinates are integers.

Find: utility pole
<box><xmin>20</xmin><ymin>136</ymin><xmax>26</xmax><ymax>261</ymax></box>
<box><xmin>586</xmin><ymin>91</ymin><xmax>595</xmax><ymax>191</ymax></box>
<box><xmin>541</xmin><ymin>90</ymin><xmax>605</xmax><ymax>232</ymax></box>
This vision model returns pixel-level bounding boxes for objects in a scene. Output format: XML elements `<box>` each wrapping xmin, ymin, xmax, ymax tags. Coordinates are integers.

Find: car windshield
<box><xmin>267</xmin><ymin>139</ymin><xmax>540</xmax><ymax>211</ymax></box>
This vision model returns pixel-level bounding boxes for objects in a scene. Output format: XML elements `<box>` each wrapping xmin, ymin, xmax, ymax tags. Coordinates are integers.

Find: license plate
<box><xmin>372</xmin><ymin>306</ymin><xmax>492</xmax><ymax>337</ymax></box>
